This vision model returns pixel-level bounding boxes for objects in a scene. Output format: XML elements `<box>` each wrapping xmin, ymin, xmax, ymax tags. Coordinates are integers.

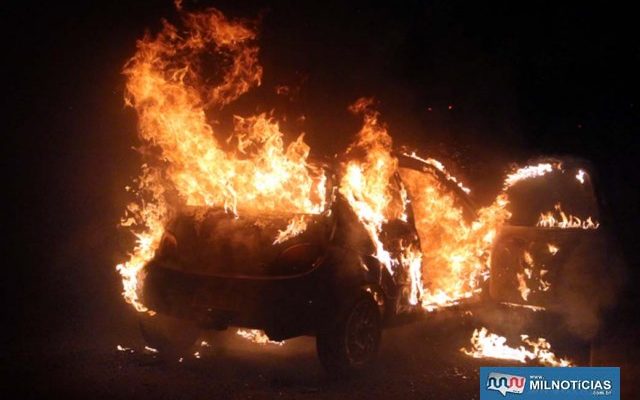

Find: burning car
<box><xmin>116</xmin><ymin>7</ymin><xmax>621</xmax><ymax>374</ymax></box>
<box><xmin>138</xmin><ymin>152</ymin><xmax>476</xmax><ymax>374</ymax></box>
<box><xmin>137</xmin><ymin>152</ymin><xmax>617</xmax><ymax>372</ymax></box>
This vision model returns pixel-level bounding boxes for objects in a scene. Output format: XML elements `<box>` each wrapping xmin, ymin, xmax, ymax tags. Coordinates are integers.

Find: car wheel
<box><xmin>139</xmin><ymin>313</ymin><xmax>200</xmax><ymax>359</ymax></box>
<box><xmin>316</xmin><ymin>294</ymin><xmax>382</xmax><ymax>376</ymax></box>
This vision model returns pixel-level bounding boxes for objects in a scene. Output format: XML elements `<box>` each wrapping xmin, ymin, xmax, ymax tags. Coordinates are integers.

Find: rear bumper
<box><xmin>142</xmin><ymin>263</ymin><xmax>320</xmax><ymax>340</ymax></box>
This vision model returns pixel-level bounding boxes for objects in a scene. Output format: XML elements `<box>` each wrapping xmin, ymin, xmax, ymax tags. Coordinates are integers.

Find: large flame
<box><xmin>339</xmin><ymin>98</ymin><xmax>407</xmax><ymax>275</ymax></box>
<box><xmin>338</xmin><ymin>100</ymin><xmax>512</xmax><ymax>311</ymax></box>
<box><xmin>122</xmin><ymin>10</ymin><xmax>325</xmax><ymax>215</ymax></box>
<box><xmin>400</xmin><ymin>168</ymin><xmax>511</xmax><ymax>309</ymax></box>
<box><xmin>117</xmin><ymin>8</ymin><xmax>325</xmax><ymax>310</ymax></box>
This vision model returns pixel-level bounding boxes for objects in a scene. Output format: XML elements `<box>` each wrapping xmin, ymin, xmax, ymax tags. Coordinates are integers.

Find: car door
<box><xmin>396</xmin><ymin>157</ymin><xmax>480</xmax><ymax>311</ymax></box>
<box><xmin>489</xmin><ymin>160</ymin><xmax>622</xmax><ymax>336</ymax></box>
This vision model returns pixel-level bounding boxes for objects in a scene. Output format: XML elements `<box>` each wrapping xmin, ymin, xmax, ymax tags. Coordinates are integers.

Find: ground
<box><xmin>8</xmin><ymin>307</ymin><xmax>638</xmax><ymax>399</ymax></box>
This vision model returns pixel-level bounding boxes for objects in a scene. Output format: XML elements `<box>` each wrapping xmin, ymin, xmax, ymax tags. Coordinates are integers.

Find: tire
<box><xmin>139</xmin><ymin>313</ymin><xmax>200</xmax><ymax>359</ymax></box>
<box><xmin>316</xmin><ymin>294</ymin><xmax>382</xmax><ymax>376</ymax></box>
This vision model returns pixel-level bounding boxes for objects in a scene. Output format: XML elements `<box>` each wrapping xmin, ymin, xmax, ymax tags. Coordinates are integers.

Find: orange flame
<box><xmin>116</xmin><ymin>167</ymin><xmax>167</xmax><ymax>312</ymax></box>
<box><xmin>402</xmin><ymin>167</ymin><xmax>510</xmax><ymax>309</ymax></box>
<box><xmin>339</xmin><ymin>99</ymin><xmax>511</xmax><ymax>311</ymax></box>
<box><xmin>403</xmin><ymin>152</ymin><xmax>471</xmax><ymax>194</ymax></box>
<box><xmin>537</xmin><ymin>203</ymin><xmax>599</xmax><ymax>229</ymax></box>
<box><xmin>503</xmin><ymin>162</ymin><xmax>562</xmax><ymax>189</ymax></box>
<box><xmin>236</xmin><ymin>329</ymin><xmax>284</xmax><ymax>346</ymax></box>
<box><xmin>461</xmin><ymin>327</ymin><xmax>573</xmax><ymax>367</ymax></box>
<box><xmin>339</xmin><ymin>98</ymin><xmax>403</xmax><ymax>275</ymax></box>
<box><xmin>118</xmin><ymin>8</ymin><xmax>325</xmax><ymax>311</ymax></box>
<box><xmin>122</xmin><ymin>8</ymin><xmax>324</xmax><ymax>215</ymax></box>
<box><xmin>273</xmin><ymin>215</ymin><xmax>308</xmax><ymax>245</ymax></box>
<box><xmin>516</xmin><ymin>250</ymin><xmax>553</xmax><ymax>302</ymax></box>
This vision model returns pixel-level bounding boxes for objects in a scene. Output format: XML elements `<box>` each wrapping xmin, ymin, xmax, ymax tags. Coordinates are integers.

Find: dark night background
<box><xmin>3</xmin><ymin>0</ymin><xmax>639</xmax><ymax>398</ymax></box>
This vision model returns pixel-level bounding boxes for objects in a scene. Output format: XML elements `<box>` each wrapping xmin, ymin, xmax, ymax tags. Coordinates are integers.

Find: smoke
<box><xmin>553</xmin><ymin>235</ymin><xmax>626</xmax><ymax>339</ymax></box>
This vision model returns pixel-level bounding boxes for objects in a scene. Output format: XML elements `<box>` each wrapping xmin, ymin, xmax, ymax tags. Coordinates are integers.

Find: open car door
<box><xmin>490</xmin><ymin>158</ymin><xmax>622</xmax><ymax>339</ymax></box>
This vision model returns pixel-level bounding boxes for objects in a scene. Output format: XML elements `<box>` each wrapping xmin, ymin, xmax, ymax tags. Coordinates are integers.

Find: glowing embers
<box><xmin>461</xmin><ymin>327</ymin><xmax>573</xmax><ymax>367</ymax></box>
<box><xmin>537</xmin><ymin>203</ymin><xmax>599</xmax><ymax>230</ymax></box>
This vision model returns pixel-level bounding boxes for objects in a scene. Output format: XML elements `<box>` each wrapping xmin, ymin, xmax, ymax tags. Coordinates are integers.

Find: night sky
<box><xmin>4</xmin><ymin>0</ymin><xmax>639</xmax><ymax>386</ymax></box>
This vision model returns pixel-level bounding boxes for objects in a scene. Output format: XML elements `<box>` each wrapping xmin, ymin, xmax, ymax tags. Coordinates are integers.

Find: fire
<box><xmin>516</xmin><ymin>251</ymin><xmax>533</xmax><ymax>301</ymax></box>
<box><xmin>401</xmin><ymin>166</ymin><xmax>511</xmax><ymax>309</ymax></box>
<box><xmin>117</xmin><ymin>8</ymin><xmax>325</xmax><ymax>309</ymax></box>
<box><xmin>121</xmin><ymin>7</ymin><xmax>326</xmax><ymax>216</ymax></box>
<box><xmin>503</xmin><ymin>162</ymin><xmax>562</xmax><ymax>189</ymax></box>
<box><xmin>401</xmin><ymin>245</ymin><xmax>424</xmax><ymax>305</ymax></box>
<box><xmin>116</xmin><ymin>167</ymin><xmax>167</xmax><ymax>312</ymax></box>
<box><xmin>575</xmin><ymin>169</ymin><xmax>586</xmax><ymax>184</ymax></box>
<box><xmin>116</xmin><ymin>344</ymin><xmax>134</xmax><ymax>353</ymax></box>
<box><xmin>403</xmin><ymin>152</ymin><xmax>471</xmax><ymax>194</ymax></box>
<box><xmin>339</xmin><ymin>100</ymin><xmax>511</xmax><ymax>310</ymax></box>
<box><xmin>273</xmin><ymin>215</ymin><xmax>308</xmax><ymax>244</ymax></box>
<box><xmin>537</xmin><ymin>203</ymin><xmax>599</xmax><ymax>229</ymax></box>
<box><xmin>539</xmin><ymin>269</ymin><xmax>551</xmax><ymax>292</ymax></box>
<box><xmin>461</xmin><ymin>327</ymin><xmax>573</xmax><ymax>367</ymax></box>
<box><xmin>516</xmin><ymin>272</ymin><xmax>531</xmax><ymax>301</ymax></box>
<box><xmin>339</xmin><ymin>98</ymin><xmax>404</xmax><ymax>275</ymax></box>
<box><xmin>145</xmin><ymin>346</ymin><xmax>159</xmax><ymax>353</ymax></box>
<box><xmin>516</xmin><ymin>250</ymin><xmax>552</xmax><ymax>302</ymax></box>
<box><xmin>236</xmin><ymin>329</ymin><xmax>284</xmax><ymax>346</ymax></box>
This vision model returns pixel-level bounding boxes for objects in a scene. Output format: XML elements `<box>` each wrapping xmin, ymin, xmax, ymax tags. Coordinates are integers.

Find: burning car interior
<box><xmin>7</xmin><ymin>0</ymin><xmax>639</xmax><ymax>398</ymax></box>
